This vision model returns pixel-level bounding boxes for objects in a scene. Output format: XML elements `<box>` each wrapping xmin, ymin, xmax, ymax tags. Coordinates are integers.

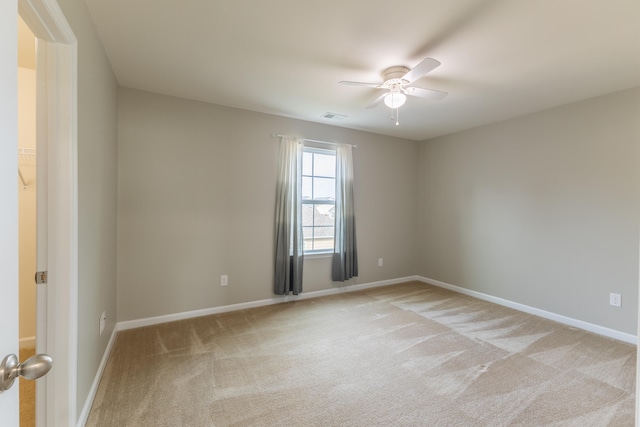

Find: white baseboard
<box><xmin>117</xmin><ymin>274</ymin><xmax>637</xmax><ymax>342</ymax></box>
<box><xmin>416</xmin><ymin>276</ymin><xmax>637</xmax><ymax>345</ymax></box>
<box><xmin>76</xmin><ymin>326</ymin><xmax>119</xmax><ymax>427</ymax></box>
<box><xmin>117</xmin><ymin>276</ymin><xmax>417</xmax><ymax>331</ymax></box>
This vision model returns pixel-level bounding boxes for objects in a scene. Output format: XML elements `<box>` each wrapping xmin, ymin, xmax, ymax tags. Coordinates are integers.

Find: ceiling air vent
<box><xmin>322</xmin><ymin>112</ymin><xmax>347</xmax><ymax>120</ymax></box>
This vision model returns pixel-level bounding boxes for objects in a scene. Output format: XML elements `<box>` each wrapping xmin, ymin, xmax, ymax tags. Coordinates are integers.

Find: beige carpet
<box><xmin>87</xmin><ymin>281</ymin><xmax>636</xmax><ymax>426</ymax></box>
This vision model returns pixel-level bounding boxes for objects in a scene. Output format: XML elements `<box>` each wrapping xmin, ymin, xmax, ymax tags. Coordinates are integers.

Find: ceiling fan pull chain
<box><xmin>389</xmin><ymin>107</ymin><xmax>400</xmax><ymax>126</ymax></box>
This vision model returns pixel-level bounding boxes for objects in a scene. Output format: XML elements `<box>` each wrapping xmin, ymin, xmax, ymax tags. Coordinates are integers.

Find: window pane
<box><xmin>302</xmin><ymin>176</ymin><xmax>312</xmax><ymax>200</ymax></box>
<box><xmin>314</xmin><ymin>205</ymin><xmax>334</xmax><ymax>225</ymax></box>
<box><xmin>303</xmin><ymin>226</ymin><xmax>313</xmax><ymax>239</ymax></box>
<box><xmin>314</xmin><ymin>153</ymin><xmax>336</xmax><ymax>178</ymax></box>
<box><xmin>302</xmin><ymin>204</ymin><xmax>314</xmax><ymax>226</ymax></box>
<box><xmin>303</xmin><ymin>152</ymin><xmax>313</xmax><ymax>176</ymax></box>
<box><xmin>314</xmin><ymin>226</ymin><xmax>334</xmax><ymax>251</ymax></box>
<box><xmin>313</xmin><ymin>177</ymin><xmax>335</xmax><ymax>200</ymax></box>
<box><xmin>314</xmin><ymin>225</ymin><xmax>334</xmax><ymax>238</ymax></box>
<box><xmin>301</xmin><ymin>147</ymin><xmax>337</xmax><ymax>253</ymax></box>
<box><xmin>303</xmin><ymin>226</ymin><xmax>314</xmax><ymax>251</ymax></box>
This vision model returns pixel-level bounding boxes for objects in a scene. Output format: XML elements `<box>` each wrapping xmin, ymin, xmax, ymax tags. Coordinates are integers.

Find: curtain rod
<box><xmin>270</xmin><ymin>133</ymin><xmax>357</xmax><ymax>148</ymax></box>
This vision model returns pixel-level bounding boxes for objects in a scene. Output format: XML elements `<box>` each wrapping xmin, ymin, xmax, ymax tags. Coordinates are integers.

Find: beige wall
<box><xmin>417</xmin><ymin>87</ymin><xmax>640</xmax><ymax>334</ymax></box>
<box><xmin>19</xmin><ymin>0</ymin><xmax>640</xmax><ymax>420</ymax></box>
<box><xmin>55</xmin><ymin>0</ymin><xmax>119</xmax><ymax>419</ymax></box>
<box><xmin>18</xmin><ymin>67</ymin><xmax>36</xmax><ymax>343</ymax></box>
<box><xmin>117</xmin><ymin>87</ymin><xmax>419</xmax><ymax>321</ymax></box>
<box><xmin>118</xmin><ymin>86</ymin><xmax>640</xmax><ymax>336</ymax></box>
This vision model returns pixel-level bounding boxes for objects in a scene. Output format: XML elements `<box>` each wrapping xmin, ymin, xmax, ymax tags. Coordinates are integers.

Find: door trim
<box><xmin>19</xmin><ymin>0</ymin><xmax>78</xmax><ymax>425</ymax></box>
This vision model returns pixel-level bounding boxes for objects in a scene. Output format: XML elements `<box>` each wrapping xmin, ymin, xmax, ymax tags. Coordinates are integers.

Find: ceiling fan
<box><xmin>339</xmin><ymin>57</ymin><xmax>447</xmax><ymax>125</ymax></box>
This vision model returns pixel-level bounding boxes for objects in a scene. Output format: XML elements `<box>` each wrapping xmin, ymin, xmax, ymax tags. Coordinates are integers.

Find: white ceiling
<box><xmin>85</xmin><ymin>0</ymin><xmax>640</xmax><ymax>141</ymax></box>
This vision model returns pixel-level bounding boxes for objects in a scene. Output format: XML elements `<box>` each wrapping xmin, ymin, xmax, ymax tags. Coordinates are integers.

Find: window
<box><xmin>274</xmin><ymin>136</ymin><xmax>357</xmax><ymax>294</ymax></box>
<box><xmin>302</xmin><ymin>147</ymin><xmax>336</xmax><ymax>253</ymax></box>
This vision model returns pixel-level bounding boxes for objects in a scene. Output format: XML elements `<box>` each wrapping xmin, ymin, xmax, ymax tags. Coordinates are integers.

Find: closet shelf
<box><xmin>18</xmin><ymin>147</ymin><xmax>37</xmax><ymax>189</ymax></box>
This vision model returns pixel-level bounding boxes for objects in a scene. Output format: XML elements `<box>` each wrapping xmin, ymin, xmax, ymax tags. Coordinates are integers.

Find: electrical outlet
<box><xmin>221</xmin><ymin>275</ymin><xmax>228</xmax><ymax>286</ymax></box>
<box><xmin>609</xmin><ymin>293</ymin><xmax>621</xmax><ymax>307</ymax></box>
<box><xmin>99</xmin><ymin>311</ymin><xmax>107</xmax><ymax>336</ymax></box>
<box><xmin>378</xmin><ymin>258</ymin><xmax>383</xmax><ymax>267</ymax></box>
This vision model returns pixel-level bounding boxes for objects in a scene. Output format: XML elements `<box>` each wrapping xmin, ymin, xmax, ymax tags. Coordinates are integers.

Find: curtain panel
<box><xmin>273</xmin><ymin>136</ymin><xmax>304</xmax><ymax>295</ymax></box>
<box><xmin>332</xmin><ymin>144</ymin><xmax>358</xmax><ymax>281</ymax></box>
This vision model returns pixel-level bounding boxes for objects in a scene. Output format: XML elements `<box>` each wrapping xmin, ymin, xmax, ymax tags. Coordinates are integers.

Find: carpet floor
<box><xmin>86</xmin><ymin>281</ymin><xmax>636</xmax><ymax>426</ymax></box>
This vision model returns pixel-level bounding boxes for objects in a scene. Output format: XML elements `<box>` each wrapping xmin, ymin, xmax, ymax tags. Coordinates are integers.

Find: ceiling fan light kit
<box><xmin>384</xmin><ymin>91</ymin><xmax>406</xmax><ymax>109</ymax></box>
<box><xmin>339</xmin><ymin>57</ymin><xmax>448</xmax><ymax>125</ymax></box>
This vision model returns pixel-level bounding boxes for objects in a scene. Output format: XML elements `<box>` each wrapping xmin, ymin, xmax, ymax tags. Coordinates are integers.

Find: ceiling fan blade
<box><xmin>366</xmin><ymin>92</ymin><xmax>387</xmax><ymax>109</ymax></box>
<box><xmin>401</xmin><ymin>57</ymin><xmax>441</xmax><ymax>84</ymax></box>
<box><xmin>339</xmin><ymin>81</ymin><xmax>382</xmax><ymax>88</ymax></box>
<box><xmin>406</xmin><ymin>87</ymin><xmax>448</xmax><ymax>101</ymax></box>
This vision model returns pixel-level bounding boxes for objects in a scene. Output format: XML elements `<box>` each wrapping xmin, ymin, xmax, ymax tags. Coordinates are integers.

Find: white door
<box><xmin>0</xmin><ymin>0</ymin><xmax>21</xmax><ymax>425</ymax></box>
<box><xmin>6</xmin><ymin>1</ymin><xmax>69</xmax><ymax>424</ymax></box>
<box><xmin>20</xmin><ymin>0</ymin><xmax>78</xmax><ymax>424</ymax></box>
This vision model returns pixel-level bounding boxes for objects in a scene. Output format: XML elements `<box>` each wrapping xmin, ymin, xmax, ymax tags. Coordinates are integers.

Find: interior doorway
<box><xmin>17</xmin><ymin>15</ymin><xmax>38</xmax><ymax>426</ymax></box>
<box><xmin>18</xmin><ymin>0</ymin><xmax>78</xmax><ymax>424</ymax></box>
<box><xmin>18</xmin><ymin>16</ymin><xmax>37</xmax><ymax>427</ymax></box>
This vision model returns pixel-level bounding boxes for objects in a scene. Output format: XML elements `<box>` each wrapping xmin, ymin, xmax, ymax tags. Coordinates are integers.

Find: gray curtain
<box><xmin>332</xmin><ymin>144</ymin><xmax>358</xmax><ymax>281</ymax></box>
<box><xmin>274</xmin><ymin>136</ymin><xmax>304</xmax><ymax>295</ymax></box>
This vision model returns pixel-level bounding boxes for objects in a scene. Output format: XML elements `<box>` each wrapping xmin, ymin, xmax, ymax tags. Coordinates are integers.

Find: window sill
<box><xmin>304</xmin><ymin>252</ymin><xmax>333</xmax><ymax>259</ymax></box>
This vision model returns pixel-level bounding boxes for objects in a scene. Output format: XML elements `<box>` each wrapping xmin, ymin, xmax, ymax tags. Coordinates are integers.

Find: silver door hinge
<box><xmin>35</xmin><ymin>271</ymin><xmax>48</xmax><ymax>284</ymax></box>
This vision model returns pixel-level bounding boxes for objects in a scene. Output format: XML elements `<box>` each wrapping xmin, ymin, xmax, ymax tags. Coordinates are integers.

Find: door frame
<box><xmin>18</xmin><ymin>0</ymin><xmax>77</xmax><ymax>425</ymax></box>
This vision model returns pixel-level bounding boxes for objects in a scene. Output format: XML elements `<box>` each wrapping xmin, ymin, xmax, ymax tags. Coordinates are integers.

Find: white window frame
<box><xmin>302</xmin><ymin>145</ymin><xmax>336</xmax><ymax>254</ymax></box>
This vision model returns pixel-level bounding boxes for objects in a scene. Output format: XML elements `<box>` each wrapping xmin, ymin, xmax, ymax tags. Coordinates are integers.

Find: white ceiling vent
<box><xmin>322</xmin><ymin>112</ymin><xmax>347</xmax><ymax>120</ymax></box>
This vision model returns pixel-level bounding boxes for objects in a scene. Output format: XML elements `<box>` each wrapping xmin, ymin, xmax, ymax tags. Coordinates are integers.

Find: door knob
<box><xmin>0</xmin><ymin>353</ymin><xmax>53</xmax><ymax>392</ymax></box>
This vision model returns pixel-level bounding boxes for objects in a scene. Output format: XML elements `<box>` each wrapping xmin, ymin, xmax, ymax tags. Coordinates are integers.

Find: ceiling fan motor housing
<box><xmin>381</xmin><ymin>66</ymin><xmax>410</xmax><ymax>88</ymax></box>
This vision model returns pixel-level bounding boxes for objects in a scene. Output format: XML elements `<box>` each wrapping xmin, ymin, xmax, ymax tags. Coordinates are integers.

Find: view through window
<box><xmin>302</xmin><ymin>147</ymin><xmax>336</xmax><ymax>252</ymax></box>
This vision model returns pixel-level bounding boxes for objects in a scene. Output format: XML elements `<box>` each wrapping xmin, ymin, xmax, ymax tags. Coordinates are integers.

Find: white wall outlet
<box><xmin>609</xmin><ymin>292</ymin><xmax>621</xmax><ymax>307</ymax></box>
<box><xmin>221</xmin><ymin>275</ymin><xmax>228</xmax><ymax>286</ymax></box>
<box><xmin>99</xmin><ymin>311</ymin><xmax>107</xmax><ymax>336</ymax></box>
<box><xmin>378</xmin><ymin>258</ymin><xmax>383</xmax><ymax>267</ymax></box>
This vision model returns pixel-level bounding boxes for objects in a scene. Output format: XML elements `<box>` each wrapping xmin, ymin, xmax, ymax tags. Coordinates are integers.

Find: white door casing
<box><xmin>19</xmin><ymin>0</ymin><xmax>78</xmax><ymax>426</ymax></box>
